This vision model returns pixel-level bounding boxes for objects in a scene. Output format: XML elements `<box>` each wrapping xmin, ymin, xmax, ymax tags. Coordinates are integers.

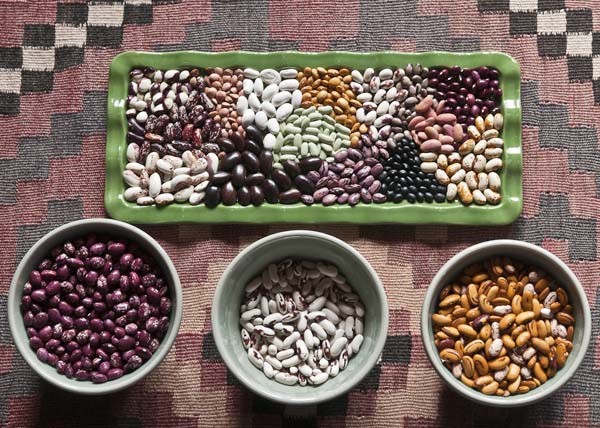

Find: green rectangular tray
<box><xmin>105</xmin><ymin>51</ymin><xmax>522</xmax><ymax>224</ymax></box>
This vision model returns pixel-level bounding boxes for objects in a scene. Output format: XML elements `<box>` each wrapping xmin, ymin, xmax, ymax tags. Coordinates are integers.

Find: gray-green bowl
<box><xmin>211</xmin><ymin>230</ymin><xmax>388</xmax><ymax>405</ymax></box>
<box><xmin>8</xmin><ymin>218</ymin><xmax>183</xmax><ymax>394</ymax></box>
<box><xmin>421</xmin><ymin>239</ymin><xmax>591</xmax><ymax>407</ymax></box>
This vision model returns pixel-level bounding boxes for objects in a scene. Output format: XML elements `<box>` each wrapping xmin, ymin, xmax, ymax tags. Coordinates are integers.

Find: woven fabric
<box><xmin>1</xmin><ymin>0</ymin><xmax>600</xmax><ymax>426</ymax></box>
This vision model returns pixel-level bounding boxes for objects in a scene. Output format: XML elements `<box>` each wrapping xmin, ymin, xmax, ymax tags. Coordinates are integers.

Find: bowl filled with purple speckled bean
<box><xmin>7</xmin><ymin>218</ymin><xmax>182</xmax><ymax>394</ymax></box>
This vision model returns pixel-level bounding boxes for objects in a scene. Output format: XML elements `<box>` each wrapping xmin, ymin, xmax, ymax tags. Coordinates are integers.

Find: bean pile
<box><xmin>432</xmin><ymin>257</ymin><xmax>574</xmax><ymax>396</ymax></box>
<box><xmin>123</xmin><ymin>65</ymin><xmax>505</xmax><ymax>207</ymax></box>
<box><xmin>240</xmin><ymin>259</ymin><xmax>364</xmax><ymax>386</ymax></box>
<box><xmin>21</xmin><ymin>235</ymin><xmax>172</xmax><ymax>383</ymax></box>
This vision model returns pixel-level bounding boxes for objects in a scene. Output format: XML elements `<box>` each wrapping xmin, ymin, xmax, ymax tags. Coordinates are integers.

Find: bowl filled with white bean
<box><xmin>211</xmin><ymin>230</ymin><xmax>388</xmax><ymax>404</ymax></box>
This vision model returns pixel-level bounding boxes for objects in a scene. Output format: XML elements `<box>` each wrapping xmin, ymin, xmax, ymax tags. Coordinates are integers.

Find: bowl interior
<box><xmin>8</xmin><ymin>219</ymin><xmax>182</xmax><ymax>394</ymax></box>
<box><xmin>213</xmin><ymin>232</ymin><xmax>388</xmax><ymax>405</ymax></box>
<box><xmin>422</xmin><ymin>241</ymin><xmax>591</xmax><ymax>407</ymax></box>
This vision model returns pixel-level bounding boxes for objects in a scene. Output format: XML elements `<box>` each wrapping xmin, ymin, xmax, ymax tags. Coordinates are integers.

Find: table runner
<box><xmin>1</xmin><ymin>1</ymin><xmax>600</xmax><ymax>426</ymax></box>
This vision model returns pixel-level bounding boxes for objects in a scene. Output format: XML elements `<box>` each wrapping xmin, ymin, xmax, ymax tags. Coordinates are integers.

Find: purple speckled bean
<box><xmin>337</xmin><ymin>193</ymin><xmax>349</xmax><ymax>204</ymax></box>
<box><xmin>322</xmin><ymin>194</ymin><xmax>337</xmax><ymax>206</ymax></box>
<box><xmin>301</xmin><ymin>194</ymin><xmax>314</xmax><ymax>205</ymax></box>
<box><xmin>360</xmin><ymin>176</ymin><xmax>375</xmax><ymax>188</ymax></box>
<box><xmin>360</xmin><ymin>188</ymin><xmax>372</xmax><ymax>203</ymax></box>
<box><xmin>313</xmin><ymin>188</ymin><xmax>329</xmax><ymax>202</ymax></box>
<box><xmin>371</xmin><ymin>164</ymin><xmax>383</xmax><ymax>177</ymax></box>
<box><xmin>334</xmin><ymin>151</ymin><xmax>348</xmax><ymax>162</ymax></box>
<box><xmin>368</xmin><ymin>180</ymin><xmax>382</xmax><ymax>194</ymax></box>
<box><xmin>348</xmin><ymin>193</ymin><xmax>360</xmax><ymax>206</ymax></box>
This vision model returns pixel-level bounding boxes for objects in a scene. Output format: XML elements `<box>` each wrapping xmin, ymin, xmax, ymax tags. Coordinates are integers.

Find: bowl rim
<box><xmin>420</xmin><ymin>239</ymin><xmax>592</xmax><ymax>407</ymax></box>
<box><xmin>7</xmin><ymin>218</ymin><xmax>183</xmax><ymax>395</ymax></box>
<box><xmin>211</xmin><ymin>230</ymin><xmax>389</xmax><ymax>405</ymax></box>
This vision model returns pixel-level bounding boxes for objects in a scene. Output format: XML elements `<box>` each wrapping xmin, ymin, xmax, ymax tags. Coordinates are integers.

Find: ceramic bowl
<box><xmin>8</xmin><ymin>218</ymin><xmax>183</xmax><ymax>394</ymax></box>
<box><xmin>421</xmin><ymin>239</ymin><xmax>591</xmax><ymax>407</ymax></box>
<box><xmin>211</xmin><ymin>230</ymin><xmax>388</xmax><ymax>404</ymax></box>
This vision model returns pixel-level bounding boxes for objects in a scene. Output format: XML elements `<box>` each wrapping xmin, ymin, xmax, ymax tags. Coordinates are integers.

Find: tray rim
<box><xmin>105</xmin><ymin>50</ymin><xmax>522</xmax><ymax>225</ymax></box>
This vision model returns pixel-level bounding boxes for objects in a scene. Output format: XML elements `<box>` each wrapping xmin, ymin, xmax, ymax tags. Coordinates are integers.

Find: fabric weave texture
<box><xmin>1</xmin><ymin>0</ymin><xmax>600</xmax><ymax>426</ymax></box>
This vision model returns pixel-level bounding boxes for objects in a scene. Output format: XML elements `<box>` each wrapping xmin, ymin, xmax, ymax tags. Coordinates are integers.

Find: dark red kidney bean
<box><xmin>37</xmin><ymin>348</ymin><xmax>49</xmax><ymax>363</ymax></box>
<box><xmin>245</xmin><ymin>139</ymin><xmax>262</xmax><ymax>156</ymax></box>
<box><xmin>279</xmin><ymin>189</ymin><xmax>301</xmax><ymax>204</ymax></box>
<box><xmin>29</xmin><ymin>336</ymin><xmax>43</xmax><ymax>350</ymax></box>
<box><xmin>29</xmin><ymin>270</ymin><xmax>42</xmax><ymax>287</ymax></box>
<box><xmin>237</xmin><ymin>186</ymin><xmax>251</xmax><ymax>206</ymax></box>
<box><xmin>211</xmin><ymin>171</ymin><xmax>230</xmax><ymax>185</ymax></box>
<box><xmin>221</xmin><ymin>182</ymin><xmax>237</xmax><ymax>206</ymax></box>
<box><xmin>294</xmin><ymin>174</ymin><xmax>315</xmax><ymax>195</ymax></box>
<box><xmin>108</xmin><ymin>242</ymin><xmax>125</xmax><ymax>256</ymax></box>
<box><xmin>45</xmin><ymin>281</ymin><xmax>60</xmax><ymax>298</ymax></box>
<box><xmin>107</xmin><ymin>368</ymin><xmax>123</xmax><ymax>380</ymax></box>
<box><xmin>301</xmin><ymin>195</ymin><xmax>314</xmax><ymax>205</ymax></box>
<box><xmin>261</xmin><ymin>179</ymin><xmax>279</xmax><ymax>203</ymax></box>
<box><xmin>249</xmin><ymin>185</ymin><xmax>265</xmax><ymax>206</ymax></box>
<box><xmin>41</xmin><ymin>270</ymin><xmax>57</xmax><ymax>282</ymax></box>
<box><xmin>220</xmin><ymin>151</ymin><xmax>241</xmax><ymax>171</ymax></box>
<box><xmin>89</xmin><ymin>243</ymin><xmax>106</xmax><ymax>256</ymax></box>
<box><xmin>242</xmin><ymin>151</ymin><xmax>260</xmax><ymax>173</ymax></box>
<box><xmin>47</xmin><ymin>308</ymin><xmax>61</xmax><ymax>324</ymax></box>
<box><xmin>39</xmin><ymin>326</ymin><xmax>53</xmax><ymax>342</ymax></box>
<box><xmin>217</xmin><ymin>137</ymin><xmax>236</xmax><ymax>153</ymax></box>
<box><xmin>31</xmin><ymin>289</ymin><xmax>46</xmax><ymax>303</ymax></box>
<box><xmin>271</xmin><ymin>170</ymin><xmax>291</xmax><ymax>191</ymax></box>
<box><xmin>259</xmin><ymin>150</ymin><xmax>273</xmax><ymax>176</ymax></box>
<box><xmin>231</xmin><ymin>164</ymin><xmax>246</xmax><ymax>188</ymax></box>
<box><xmin>299</xmin><ymin>158</ymin><xmax>322</xmax><ymax>172</ymax></box>
<box><xmin>244</xmin><ymin>173</ymin><xmax>265</xmax><ymax>186</ymax></box>
<box><xmin>282</xmin><ymin>160</ymin><xmax>301</xmax><ymax>178</ymax></box>
<box><xmin>230</xmin><ymin>132</ymin><xmax>246</xmax><ymax>151</ymax></box>
<box><xmin>33</xmin><ymin>312</ymin><xmax>49</xmax><ymax>328</ymax></box>
<box><xmin>245</xmin><ymin>125</ymin><xmax>263</xmax><ymax>146</ymax></box>
<box><xmin>91</xmin><ymin>372</ymin><xmax>108</xmax><ymax>383</ymax></box>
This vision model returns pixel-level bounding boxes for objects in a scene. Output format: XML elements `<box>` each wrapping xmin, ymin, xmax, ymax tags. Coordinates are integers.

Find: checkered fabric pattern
<box><xmin>1</xmin><ymin>1</ymin><xmax>600</xmax><ymax>427</ymax></box>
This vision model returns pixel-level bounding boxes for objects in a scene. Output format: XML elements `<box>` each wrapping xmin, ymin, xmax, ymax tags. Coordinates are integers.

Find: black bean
<box><xmin>127</xmin><ymin>132</ymin><xmax>145</xmax><ymax>144</ymax></box>
<box><xmin>262</xmin><ymin>179</ymin><xmax>279</xmax><ymax>203</ymax></box>
<box><xmin>231</xmin><ymin>164</ymin><xmax>246</xmax><ymax>188</ymax></box>
<box><xmin>217</xmin><ymin>138</ymin><xmax>236</xmax><ymax>153</ymax></box>
<box><xmin>211</xmin><ymin>171</ymin><xmax>230</xmax><ymax>186</ymax></box>
<box><xmin>128</xmin><ymin>119</ymin><xmax>146</xmax><ymax>136</ymax></box>
<box><xmin>230</xmin><ymin>132</ymin><xmax>245</xmax><ymax>152</ymax></box>
<box><xmin>279</xmin><ymin>189</ymin><xmax>301</xmax><ymax>204</ymax></box>
<box><xmin>245</xmin><ymin>173</ymin><xmax>265</xmax><ymax>186</ymax></box>
<box><xmin>204</xmin><ymin>186</ymin><xmax>221</xmax><ymax>208</ymax></box>
<box><xmin>271</xmin><ymin>170</ymin><xmax>292</xmax><ymax>191</ymax></box>
<box><xmin>299</xmin><ymin>158</ymin><xmax>322</xmax><ymax>172</ymax></box>
<box><xmin>242</xmin><ymin>151</ymin><xmax>260</xmax><ymax>174</ymax></box>
<box><xmin>249</xmin><ymin>186</ymin><xmax>265</xmax><ymax>206</ymax></box>
<box><xmin>434</xmin><ymin>193</ymin><xmax>446</xmax><ymax>203</ymax></box>
<box><xmin>245</xmin><ymin>139</ymin><xmax>262</xmax><ymax>156</ymax></box>
<box><xmin>220</xmin><ymin>151</ymin><xmax>241</xmax><ymax>171</ymax></box>
<box><xmin>259</xmin><ymin>151</ymin><xmax>273</xmax><ymax>176</ymax></box>
<box><xmin>282</xmin><ymin>160</ymin><xmax>301</xmax><ymax>178</ymax></box>
<box><xmin>294</xmin><ymin>174</ymin><xmax>315</xmax><ymax>195</ymax></box>
<box><xmin>245</xmin><ymin>125</ymin><xmax>263</xmax><ymax>146</ymax></box>
<box><xmin>237</xmin><ymin>186</ymin><xmax>251</xmax><ymax>206</ymax></box>
<box><xmin>221</xmin><ymin>182</ymin><xmax>237</xmax><ymax>206</ymax></box>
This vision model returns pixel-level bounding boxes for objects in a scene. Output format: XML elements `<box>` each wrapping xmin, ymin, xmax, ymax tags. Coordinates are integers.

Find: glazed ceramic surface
<box><xmin>106</xmin><ymin>51</ymin><xmax>522</xmax><ymax>224</ymax></box>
